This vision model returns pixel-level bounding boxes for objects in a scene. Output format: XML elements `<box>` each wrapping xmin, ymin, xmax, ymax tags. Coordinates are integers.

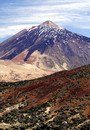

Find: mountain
<box><xmin>0</xmin><ymin>64</ymin><xmax>90</xmax><ymax>129</ymax></box>
<box><xmin>0</xmin><ymin>20</ymin><xmax>90</xmax><ymax>82</ymax></box>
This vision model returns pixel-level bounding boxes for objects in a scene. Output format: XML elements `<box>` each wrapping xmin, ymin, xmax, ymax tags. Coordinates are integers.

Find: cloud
<box><xmin>76</xmin><ymin>25</ymin><xmax>90</xmax><ymax>29</ymax></box>
<box><xmin>0</xmin><ymin>24</ymin><xmax>35</xmax><ymax>39</ymax></box>
<box><xmin>0</xmin><ymin>0</ymin><xmax>90</xmax><ymax>24</ymax></box>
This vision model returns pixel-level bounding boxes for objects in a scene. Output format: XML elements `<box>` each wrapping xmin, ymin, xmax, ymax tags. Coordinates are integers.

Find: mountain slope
<box><xmin>0</xmin><ymin>20</ymin><xmax>90</xmax><ymax>72</ymax></box>
<box><xmin>0</xmin><ymin>60</ymin><xmax>55</xmax><ymax>82</ymax></box>
<box><xmin>0</xmin><ymin>64</ymin><xmax>90</xmax><ymax>129</ymax></box>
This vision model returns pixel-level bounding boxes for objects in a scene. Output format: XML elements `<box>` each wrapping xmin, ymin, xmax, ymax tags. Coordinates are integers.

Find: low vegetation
<box><xmin>0</xmin><ymin>65</ymin><xmax>90</xmax><ymax>129</ymax></box>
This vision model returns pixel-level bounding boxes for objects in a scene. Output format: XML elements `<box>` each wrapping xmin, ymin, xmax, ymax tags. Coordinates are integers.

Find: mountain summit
<box><xmin>0</xmin><ymin>21</ymin><xmax>90</xmax><ymax>81</ymax></box>
<box><xmin>41</xmin><ymin>20</ymin><xmax>63</xmax><ymax>29</ymax></box>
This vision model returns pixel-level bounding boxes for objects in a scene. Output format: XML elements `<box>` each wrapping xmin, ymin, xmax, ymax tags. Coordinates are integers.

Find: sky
<box><xmin>0</xmin><ymin>0</ymin><xmax>90</xmax><ymax>43</ymax></box>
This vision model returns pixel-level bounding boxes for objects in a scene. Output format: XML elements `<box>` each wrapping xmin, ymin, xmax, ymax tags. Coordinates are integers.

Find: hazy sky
<box><xmin>0</xmin><ymin>0</ymin><xmax>90</xmax><ymax>42</ymax></box>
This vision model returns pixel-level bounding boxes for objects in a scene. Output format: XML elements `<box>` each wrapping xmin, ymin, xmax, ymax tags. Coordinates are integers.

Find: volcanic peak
<box><xmin>41</xmin><ymin>20</ymin><xmax>64</xmax><ymax>30</ymax></box>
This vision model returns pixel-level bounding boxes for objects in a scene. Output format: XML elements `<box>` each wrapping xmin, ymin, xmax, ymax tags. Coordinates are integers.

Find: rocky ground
<box><xmin>0</xmin><ymin>64</ymin><xmax>90</xmax><ymax>129</ymax></box>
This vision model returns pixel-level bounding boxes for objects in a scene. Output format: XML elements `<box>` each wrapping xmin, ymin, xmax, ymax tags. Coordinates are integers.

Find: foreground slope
<box><xmin>0</xmin><ymin>21</ymin><xmax>90</xmax><ymax>82</ymax></box>
<box><xmin>0</xmin><ymin>65</ymin><xmax>90</xmax><ymax>129</ymax></box>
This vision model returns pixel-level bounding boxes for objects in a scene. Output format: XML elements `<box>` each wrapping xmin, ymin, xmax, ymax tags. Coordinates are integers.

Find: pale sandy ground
<box><xmin>0</xmin><ymin>60</ymin><xmax>53</xmax><ymax>82</ymax></box>
<box><xmin>0</xmin><ymin>123</ymin><xmax>11</xmax><ymax>129</ymax></box>
<box><xmin>0</xmin><ymin>51</ymin><xmax>68</xmax><ymax>82</ymax></box>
